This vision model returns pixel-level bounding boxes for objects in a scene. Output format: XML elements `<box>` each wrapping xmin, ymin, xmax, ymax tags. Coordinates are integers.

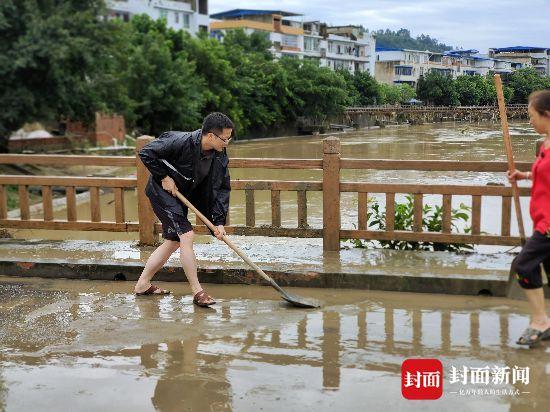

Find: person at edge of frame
<box><xmin>133</xmin><ymin>112</ymin><xmax>234</xmax><ymax>307</ymax></box>
<box><xmin>507</xmin><ymin>89</ymin><xmax>550</xmax><ymax>347</ymax></box>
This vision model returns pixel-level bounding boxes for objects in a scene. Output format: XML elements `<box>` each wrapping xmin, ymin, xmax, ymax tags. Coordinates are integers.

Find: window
<box><xmin>175</xmin><ymin>12</ymin><xmax>179</xmax><ymax>24</ymax></box>
<box><xmin>198</xmin><ymin>0</ymin><xmax>208</xmax><ymax>14</ymax></box>
<box><xmin>395</xmin><ymin>66</ymin><xmax>413</xmax><ymax>76</ymax></box>
<box><xmin>159</xmin><ymin>9</ymin><xmax>168</xmax><ymax>19</ymax></box>
<box><xmin>304</xmin><ymin>37</ymin><xmax>320</xmax><ymax>52</ymax></box>
<box><xmin>282</xmin><ymin>35</ymin><xmax>298</xmax><ymax>48</ymax></box>
<box><xmin>183</xmin><ymin>13</ymin><xmax>190</xmax><ymax>28</ymax></box>
<box><xmin>334</xmin><ymin>60</ymin><xmax>345</xmax><ymax>70</ymax></box>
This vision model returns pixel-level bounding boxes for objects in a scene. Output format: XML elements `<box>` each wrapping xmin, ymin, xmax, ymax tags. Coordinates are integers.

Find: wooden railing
<box><xmin>0</xmin><ymin>154</ymin><xmax>137</xmax><ymax>233</ymax></box>
<box><xmin>0</xmin><ymin>136</ymin><xmax>535</xmax><ymax>250</ymax></box>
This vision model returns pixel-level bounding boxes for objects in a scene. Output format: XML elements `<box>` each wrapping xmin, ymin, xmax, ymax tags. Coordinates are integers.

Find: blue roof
<box><xmin>375</xmin><ymin>46</ymin><xmax>403</xmax><ymax>52</ymax></box>
<box><xmin>491</xmin><ymin>46</ymin><xmax>549</xmax><ymax>52</ymax></box>
<box><xmin>210</xmin><ymin>9</ymin><xmax>301</xmax><ymax>19</ymax></box>
<box><xmin>446</xmin><ymin>49</ymin><xmax>479</xmax><ymax>55</ymax></box>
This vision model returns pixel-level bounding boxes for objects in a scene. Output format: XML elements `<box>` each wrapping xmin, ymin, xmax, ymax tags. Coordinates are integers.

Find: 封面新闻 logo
<box><xmin>402</xmin><ymin>358</ymin><xmax>443</xmax><ymax>400</ymax></box>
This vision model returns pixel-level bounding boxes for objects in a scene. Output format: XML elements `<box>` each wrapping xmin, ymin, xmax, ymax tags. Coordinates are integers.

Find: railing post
<box><xmin>136</xmin><ymin>135</ymin><xmax>156</xmax><ymax>245</ymax></box>
<box><xmin>323</xmin><ymin>136</ymin><xmax>341</xmax><ymax>252</ymax></box>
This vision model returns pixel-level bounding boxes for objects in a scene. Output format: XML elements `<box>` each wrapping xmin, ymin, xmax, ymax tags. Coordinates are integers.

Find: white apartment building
<box><xmin>106</xmin><ymin>0</ymin><xmax>209</xmax><ymax>35</ymax></box>
<box><xmin>375</xmin><ymin>48</ymin><xmax>433</xmax><ymax>86</ymax></box>
<box><xmin>210</xmin><ymin>10</ymin><xmax>375</xmax><ymax>74</ymax></box>
<box><xmin>489</xmin><ymin>46</ymin><xmax>550</xmax><ymax>76</ymax></box>
<box><xmin>324</xmin><ymin>26</ymin><xmax>376</xmax><ymax>75</ymax></box>
<box><xmin>376</xmin><ymin>48</ymin><xmax>517</xmax><ymax>86</ymax></box>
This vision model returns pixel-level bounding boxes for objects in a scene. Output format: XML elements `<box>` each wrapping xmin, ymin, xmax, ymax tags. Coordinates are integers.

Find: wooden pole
<box><xmin>494</xmin><ymin>74</ymin><xmax>526</xmax><ymax>244</ymax></box>
<box><xmin>323</xmin><ymin>137</ymin><xmax>341</xmax><ymax>252</ymax></box>
<box><xmin>136</xmin><ymin>136</ymin><xmax>157</xmax><ymax>245</ymax></box>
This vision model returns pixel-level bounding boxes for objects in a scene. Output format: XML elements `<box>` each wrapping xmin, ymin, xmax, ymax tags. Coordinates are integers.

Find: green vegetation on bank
<box><xmin>417</xmin><ymin>69</ymin><xmax>550</xmax><ymax>106</ymax></box>
<box><xmin>373</xmin><ymin>28</ymin><xmax>453</xmax><ymax>53</ymax></box>
<box><xmin>1</xmin><ymin>1</ymin><xmax>549</xmax><ymax>150</ymax></box>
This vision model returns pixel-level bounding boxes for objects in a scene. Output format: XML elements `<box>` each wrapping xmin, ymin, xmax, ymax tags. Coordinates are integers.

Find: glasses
<box><xmin>211</xmin><ymin>132</ymin><xmax>232</xmax><ymax>144</ymax></box>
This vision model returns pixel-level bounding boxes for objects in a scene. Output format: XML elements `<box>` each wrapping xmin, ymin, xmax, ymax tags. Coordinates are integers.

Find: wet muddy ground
<box><xmin>1</xmin><ymin>276</ymin><xmax>549</xmax><ymax>411</ymax></box>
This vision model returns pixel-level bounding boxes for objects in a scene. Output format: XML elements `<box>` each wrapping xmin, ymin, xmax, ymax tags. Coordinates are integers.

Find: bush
<box><xmin>348</xmin><ymin>194</ymin><xmax>473</xmax><ymax>252</ymax></box>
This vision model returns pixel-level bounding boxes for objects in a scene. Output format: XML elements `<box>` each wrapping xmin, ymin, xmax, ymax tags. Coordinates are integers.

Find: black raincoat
<box><xmin>139</xmin><ymin>130</ymin><xmax>230</xmax><ymax>226</ymax></box>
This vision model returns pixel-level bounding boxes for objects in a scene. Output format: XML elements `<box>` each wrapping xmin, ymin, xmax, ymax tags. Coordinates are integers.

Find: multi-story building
<box><xmin>324</xmin><ymin>26</ymin><xmax>376</xmax><ymax>74</ymax></box>
<box><xmin>376</xmin><ymin>47</ymin><xmax>517</xmax><ymax>86</ymax></box>
<box><xmin>210</xmin><ymin>9</ymin><xmax>375</xmax><ymax>74</ymax></box>
<box><xmin>489</xmin><ymin>46</ymin><xmax>550</xmax><ymax>76</ymax></box>
<box><xmin>210</xmin><ymin>9</ymin><xmax>305</xmax><ymax>58</ymax></box>
<box><xmin>443</xmin><ymin>50</ymin><xmax>517</xmax><ymax>76</ymax></box>
<box><xmin>106</xmin><ymin>0</ymin><xmax>209</xmax><ymax>35</ymax></box>
<box><xmin>375</xmin><ymin>47</ymin><xmax>434</xmax><ymax>86</ymax></box>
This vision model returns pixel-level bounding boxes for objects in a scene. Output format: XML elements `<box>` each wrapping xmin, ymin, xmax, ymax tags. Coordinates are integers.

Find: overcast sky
<box><xmin>209</xmin><ymin>0</ymin><xmax>550</xmax><ymax>53</ymax></box>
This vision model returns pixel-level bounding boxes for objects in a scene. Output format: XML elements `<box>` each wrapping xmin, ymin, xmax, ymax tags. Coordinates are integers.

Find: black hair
<box><xmin>529</xmin><ymin>89</ymin><xmax>550</xmax><ymax>117</ymax></box>
<box><xmin>201</xmin><ymin>112</ymin><xmax>234</xmax><ymax>135</ymax></box>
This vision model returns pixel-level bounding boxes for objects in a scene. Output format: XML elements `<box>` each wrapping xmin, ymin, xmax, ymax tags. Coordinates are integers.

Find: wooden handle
<box><xmin>174</xmin><ymin>190</ymin><xmax>285</xmax><ymax>292</ymax></box>
<box><xmin>494</xmin><ymin>74</ymin><xmax>526</xmax><ymax>243</ymax></box>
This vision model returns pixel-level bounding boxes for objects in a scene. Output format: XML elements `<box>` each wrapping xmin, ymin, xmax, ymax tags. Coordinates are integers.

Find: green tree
<box><xmin>398</xmin><ymin>83</ymin><xmax>416</xmax><ymax>103</ymax></box>
<box><xmin>179</xmin><ymin>33</ymin><xmax>243</xmax><ymax>130</ymax></box>
<box><xmin>281</xmin><ymin>58</ymin><xmax>349</xmax><ymax>124</ymax></box>
<box><xmin>378</xmin><ymin>83</ymin><xmax>416</xmax><ymax>104</ymax></box>
<box><xmin>455</xmin><ymin>75</ymin><xmax>483</xmax><ymax>105</ymax></box>
<box><xmin>123</xmin><ymin>23</ymin><xmax>204</xmax><ymax>135</ymax></box>
<box><xmin>416</xmin><ymin>71</ymin><xmax>459</xmax><ymax>105</ymax></box>
<box><xmin>374</xmin><ymin>28</ymin><xmax>453</xmax><ymax>53</ymax></box>
<box><xmin>335</xmin><ymin>69</ymin><xmax>361</xmax><ymax>107</ymax></box>
<box><xmin>352</xmin><ymin>71</ymin><xmax>382</xmax><ymax>105</ymax></box>
<box><xmin>507</xmin><ymin>67</ymin><xmax>550</xmax><ymax>103</ymax></box>
<box><xmin>221</xmin><ymin>29</ymin><xmax>273</xmax><ymax>59</ymax></box>
<box><xmin>378</xmin><ymin>83</ymin><xmax>401</xmax><ymax>104</ymax></box>
<box><xmin>0</xmin><ymin>0</ymin><xmax>114</xmax><ymax>151</ymax></box>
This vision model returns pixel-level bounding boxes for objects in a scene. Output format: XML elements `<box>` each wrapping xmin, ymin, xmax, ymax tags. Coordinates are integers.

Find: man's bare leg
<box><xmin>134</xmin><ymin>240</ymin><xmax>179</xmax><ymax>293</ymax></box>
<box><xmin>524</xmin><ymin>288</ymin><xmax>550</xmax><ymax>339</ymax></box>
<box><xmin>179</xmin><ymin>231</ymin><xmax>214</xmax><ymax>303</ymax></box>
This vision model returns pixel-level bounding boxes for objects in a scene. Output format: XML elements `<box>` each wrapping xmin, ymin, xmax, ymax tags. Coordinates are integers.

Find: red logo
<box><xmin>402</xmin><ymin>359</ymin><xmax>443</xmax><ymax>400</ymax></box>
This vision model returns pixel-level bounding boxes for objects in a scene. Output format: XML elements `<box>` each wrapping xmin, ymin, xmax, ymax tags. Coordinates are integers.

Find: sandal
<box><xmin>193</xmin><ymin>290</ymin><xmax>216</xmax><ymax>307</ymax></box>
<box><xmin>516</xmin><ymin>327</ymin><xmax>550</xmax><ymax>347</ymax></box>
<box><xmin>135</xmin><ymin>284</ymin><xmax>171</xmax><ymax>296</ymax></box>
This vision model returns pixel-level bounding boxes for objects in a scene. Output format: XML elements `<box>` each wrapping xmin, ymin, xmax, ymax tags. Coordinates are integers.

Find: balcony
<box><xmin>210</xmin><ymin>19</ymin><xmax>303</xmax><ymax>35</ymax></box>
<box><xmin>210</xmin><ymin>19</ymin><xmax>274</xmax><ymax>32</ymax></box>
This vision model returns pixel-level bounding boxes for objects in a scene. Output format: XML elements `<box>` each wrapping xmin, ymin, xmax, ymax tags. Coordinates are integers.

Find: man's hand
<box><xmin>161</xmin><ymin>176</ymin><xmax>177</xmax><ymax>196</ymax></box>
<box><xmin>214</xmin><ymin>225</ymin><xmax>226</xmax><ymax>240</ymax></box>
<box><xmin>506</xmin><ymin>170</ymin><xmax>529</xmax><ymax>183</ymax></box>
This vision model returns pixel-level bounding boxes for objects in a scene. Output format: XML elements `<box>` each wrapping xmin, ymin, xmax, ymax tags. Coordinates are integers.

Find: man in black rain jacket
<box><xmin>134</xmin><ymin>112</ymin><xmax>233</xmax><ymax>307</ymax></box>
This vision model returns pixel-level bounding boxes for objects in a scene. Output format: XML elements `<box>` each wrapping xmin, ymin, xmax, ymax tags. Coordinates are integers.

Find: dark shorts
<box><xmin>150</xmin><ymin>198</ymin><xmax>193</xmax><ymax>241</ymax></box>
<box><xmin>146</xmin><ymin>178</ymin><xmax>196</xmax><ymax>241</ymax></box>
<box><xmin>514</xmin><ymin>231</ymin><xmax>550</xmax><ymax>289</ymax></box>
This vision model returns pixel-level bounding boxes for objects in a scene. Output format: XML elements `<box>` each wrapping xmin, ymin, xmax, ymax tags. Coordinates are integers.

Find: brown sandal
<box><xmin>193</xmin><ymin>290</ymin><xmax>216</xmax><ymax>307</ymax></box>
<box><xmin>135</xmin><ymin>284</ymin><xmax>171</xmax><ymax>296</ymax></box>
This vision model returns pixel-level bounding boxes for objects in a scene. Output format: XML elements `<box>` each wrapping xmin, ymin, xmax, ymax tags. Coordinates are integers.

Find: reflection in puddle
<box><xmin>0</xmin><ymin>278</ymin><xmax>549</xmax><ymax>411</ymax></box>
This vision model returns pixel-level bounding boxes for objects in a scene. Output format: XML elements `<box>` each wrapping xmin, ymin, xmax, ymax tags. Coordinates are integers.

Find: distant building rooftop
<box><xmin>210</xmin><ymin>9</ymin><xmax>302</xmax><ymax>20</ymax></box>
<box><xmin>375</xmin><ymin>46</ymin><xmax>403</xmax><ymax>52</ymax></box>
<box><xmin>445</xmin><ymin>49</ymin><xmax>479</xmax><ymax>55</ymax></box>
<box><xmin>491</xmin><ymin>46</ymin><xmax>549</xmax><ymax>53</ymax></box>
<box><xmin>376</xmin><ymin>47</ymin><xmax>438</xmax><ymax>54</ymax></box>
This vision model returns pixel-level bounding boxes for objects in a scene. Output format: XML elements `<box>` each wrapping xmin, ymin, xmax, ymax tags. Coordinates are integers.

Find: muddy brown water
<box><xmin>1</xmin><ymin>276</ymin><xmax>549</xmax><ymax>411</ymax></box>
<box><xmin>7</xmin><ymin>121</ymin><xmax>540</xmax><ymax>245</ymax></box>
